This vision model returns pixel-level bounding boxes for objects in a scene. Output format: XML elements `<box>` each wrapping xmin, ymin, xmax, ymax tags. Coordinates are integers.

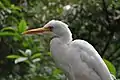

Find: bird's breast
<box><xmin>50</xmin><ymin>41</ymin><xmax>68</xmax><ymax>61</ymax></box>
<box><xmin>50</xmin><ymin>38</ymin><xmax>72</xmax><ymax>70</ymax></box>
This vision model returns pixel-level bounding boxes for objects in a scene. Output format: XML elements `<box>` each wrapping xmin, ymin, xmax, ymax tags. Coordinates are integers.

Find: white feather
<box><xmin>47</xmin><ymin>20</ymin><xmax>113</xmax><ymax>80</ymax></box>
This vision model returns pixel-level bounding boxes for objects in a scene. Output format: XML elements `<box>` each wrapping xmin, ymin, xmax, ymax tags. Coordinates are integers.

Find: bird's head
<box><xmin>23</xmin><ymin>20</ymin><xmax>71</xmax><ymax>38</ymax></box>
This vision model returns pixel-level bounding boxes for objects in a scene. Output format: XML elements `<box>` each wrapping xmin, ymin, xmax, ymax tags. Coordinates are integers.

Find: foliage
<box><xmin>103</xmin><ymin>59</ymin><xmax>116</xmax><ymax>76</ymax></box>
<box><xmin>0</xmin><ymin>0</ymin><xmax>120</xmax><ymax>80</ymax></box>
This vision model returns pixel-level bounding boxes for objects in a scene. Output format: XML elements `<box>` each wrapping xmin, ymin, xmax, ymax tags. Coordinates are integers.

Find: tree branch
<box><xmin>101</xmin><ymin>0</ymin><xmax>115</xmax><ymax>57</ymax></box>
<box><xmin>101</xmin><ymin>32</ymin><xmax>114</xmax><ymax>57</ymax></box>
<box><xmin>109</xmin><ymin>47</ymin><xmax>120</xmax><ymax>61</ymax></box>
<box><xmin>102</xmin><ymin>0</ymin><xmax>110</xmax><ymax>24</ymax></box>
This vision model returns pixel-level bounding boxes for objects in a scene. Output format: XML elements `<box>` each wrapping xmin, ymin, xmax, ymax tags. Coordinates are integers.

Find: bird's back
<box><xmin>50</xmin><ymin>38</ymin><xmax>113</xmax><ymax>80</ymax></box>
<box><xmin>67</xmin><ymin>40</ymin><xmax>113</xmax><ymax>80</ymax></box>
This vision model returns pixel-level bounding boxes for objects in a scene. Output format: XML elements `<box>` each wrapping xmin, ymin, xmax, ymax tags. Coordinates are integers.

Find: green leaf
<box><xmin>0</xmin><ymin>1</ymin><xmax>5</xmax><ymax>9</ymax></box>
<box><xmin>0</xmin><ymin>32</ymin><xmax>18</xmax><ymax>36</ymax></box>
<box><xmin>1</xmin><ymin>27</ymin><xmax>16</xmax><ymax>32</ymax></box>
<box><xmin>30</xmin><ymin>76</ymin><xmax>47</xmax><ymax>80</ymax></box>
<box><xmin>1</xmin><ymin>0</ymin><xmax>10</xmax><ymax>7</ymax></box>
<box><xmin>53</xmin><ymin>68</ymin><xmax>63</xmax><ymax>75</ymax></box>
<box><xmin>47</xmin><ymin>52</ymin><xmax>52</xmax><ymax>56</ymax></box>
<box><xmin>15</xmin><ymin>57</ymin><xmax>28</xmax><ymax>64</ymax></box>
<box><xmin>103</xmin><ymin>59</ymin><xmax>116</xmax><ymax>76</ymax></box>
<box><xmin>31</xmin><ymin>53</ymin><xmax>41</xmax><ymax>59</ymax></box>
<box><xmin>18</xmin><ymin>19</ymin><xmax>27</xmax><ymax>33</ymax></box>
<box><xmin>18</xmin><ymin>49</ymin><xmax>27</xmax><ymax>56</ymax></box>
<box><xmin>32</xmin><ymin>58</ymin><xmax>40</xmax><ymax>63</ymax></box>
<box><xmin>10</xmin><ymin>4</ymin><xmax>21</xmax><ymax>10</ymax></box>
<box><xmin>7</xmin><ymin>55</ymin><xmax>21</xmax><ymax>59</ymax></box>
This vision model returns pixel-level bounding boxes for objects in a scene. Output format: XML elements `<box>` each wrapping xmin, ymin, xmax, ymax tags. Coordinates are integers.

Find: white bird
<box><xmin>23</xmin><ymin>20</ymin><xmax>113</xmax><ymax>80</ymax></box>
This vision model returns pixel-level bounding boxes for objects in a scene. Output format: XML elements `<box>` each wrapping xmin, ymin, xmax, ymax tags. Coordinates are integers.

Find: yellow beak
<box><xmin>23</xmin><ymin>27</ymin><xmax>51</xmax><ymax>34</ymax></box>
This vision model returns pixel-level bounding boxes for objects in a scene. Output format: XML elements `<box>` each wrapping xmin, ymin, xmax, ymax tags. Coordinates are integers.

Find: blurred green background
<box><xmin>0</xmin><ymin>0</ymin><xmax>120</xmax><ymax>80</ymax></box>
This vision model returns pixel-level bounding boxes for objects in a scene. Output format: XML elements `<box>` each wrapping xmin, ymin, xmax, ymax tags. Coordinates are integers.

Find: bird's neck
<box><xmin>50</xmin><ymin>30</ymin><xmax>72</xmax><ymax>63</ymax></box>
<box><xmin>59</xmin><ymin>33</ymin><xmax>72</xmax><ymax>44</ymax></box>
<box><xmin>50</xmin><ymin>32</ymin><xmax>72</xmax><ymax>61</ymax></box>
<box><xmin>58</xmin><ymin>28</ymin><xmax>72</xmax><ymax>44</ymax></box>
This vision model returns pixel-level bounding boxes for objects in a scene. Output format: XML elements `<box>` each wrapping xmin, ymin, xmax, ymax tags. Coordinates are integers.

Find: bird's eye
<box><xmin>48</xmin><ymin>26</ymin><xmax>53</xmax><ymax>31</ymax></box>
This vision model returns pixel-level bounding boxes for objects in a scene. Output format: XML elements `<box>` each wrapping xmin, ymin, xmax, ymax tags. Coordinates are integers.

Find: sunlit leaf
<box><xmin>7</xmin><ymin>55</ymin><xmax>21</xmax><ymax>59</ymax></box>
<box><xmin>47</xmin><ymin>52</ymin><xmax>52</xmax><ymax>56</ymax></box>
<box><xmin>18</xmin><ymin>49</ymin><xmax>27</xmax><ymax>56</ymax></box>
<box><xmin>31</xmin><ymin>53</ymin><xmax>41</xmax><ymax>59</ymax></box>
<box><xmin>25</xmin><ymin>49</ymin><xmax>32</xmax><ymax>56</ymax></box>
<box><xmin>0</xmin><ymin>32</ymin><xmax>18</xmax><ymax>36</ymax></box>
<box><xmin>32</xmin><ymin>58</ymin><xmax>41</xmax><ymax>63</ymax></box>
<box><xmin>11</xmin><ymin>4</ymin><xmax>21</xmax><ymax>10</ymax></box>
<box><xmin>53</xmin><ymin>68</ymin><xmax>63</xmax><ymax>75</ymax></box>
<box><xmin>5</xmin><ymin>8</ymin><xmax>11</xmax><ymax>13</ymax></box>
<box><xmin>18</xmin><ymin>19</ymin><xmax>27</xmax><ymax>33</ymax></box>
<box><xmin>103</xmin><ymin>59</ymin><xmax>116</xmax><ymax>76</ymax></box>
<box><xmin>15</xmin><ymin>57</ymin><xmax>28</xmax><ymax>64</ymax></box>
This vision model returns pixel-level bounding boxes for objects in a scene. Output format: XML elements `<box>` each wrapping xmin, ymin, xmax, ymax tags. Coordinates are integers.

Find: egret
<box><xmin>23</xmin><ymin>20</ymin><xmax>113</xmax><ymax>80</ymax></box>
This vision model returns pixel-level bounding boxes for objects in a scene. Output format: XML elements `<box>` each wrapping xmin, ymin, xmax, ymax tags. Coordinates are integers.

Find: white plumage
<box><xmin>24</xmin><ymin>20</ymin><xmax>113</xmax><ymax>80</ymax></box>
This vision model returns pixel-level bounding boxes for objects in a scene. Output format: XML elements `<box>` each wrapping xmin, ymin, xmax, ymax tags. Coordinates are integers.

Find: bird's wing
<box><xmin>70</xmin><ymin>40</ymin><xmax>113</xmax><ymax>80</ymax></box>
